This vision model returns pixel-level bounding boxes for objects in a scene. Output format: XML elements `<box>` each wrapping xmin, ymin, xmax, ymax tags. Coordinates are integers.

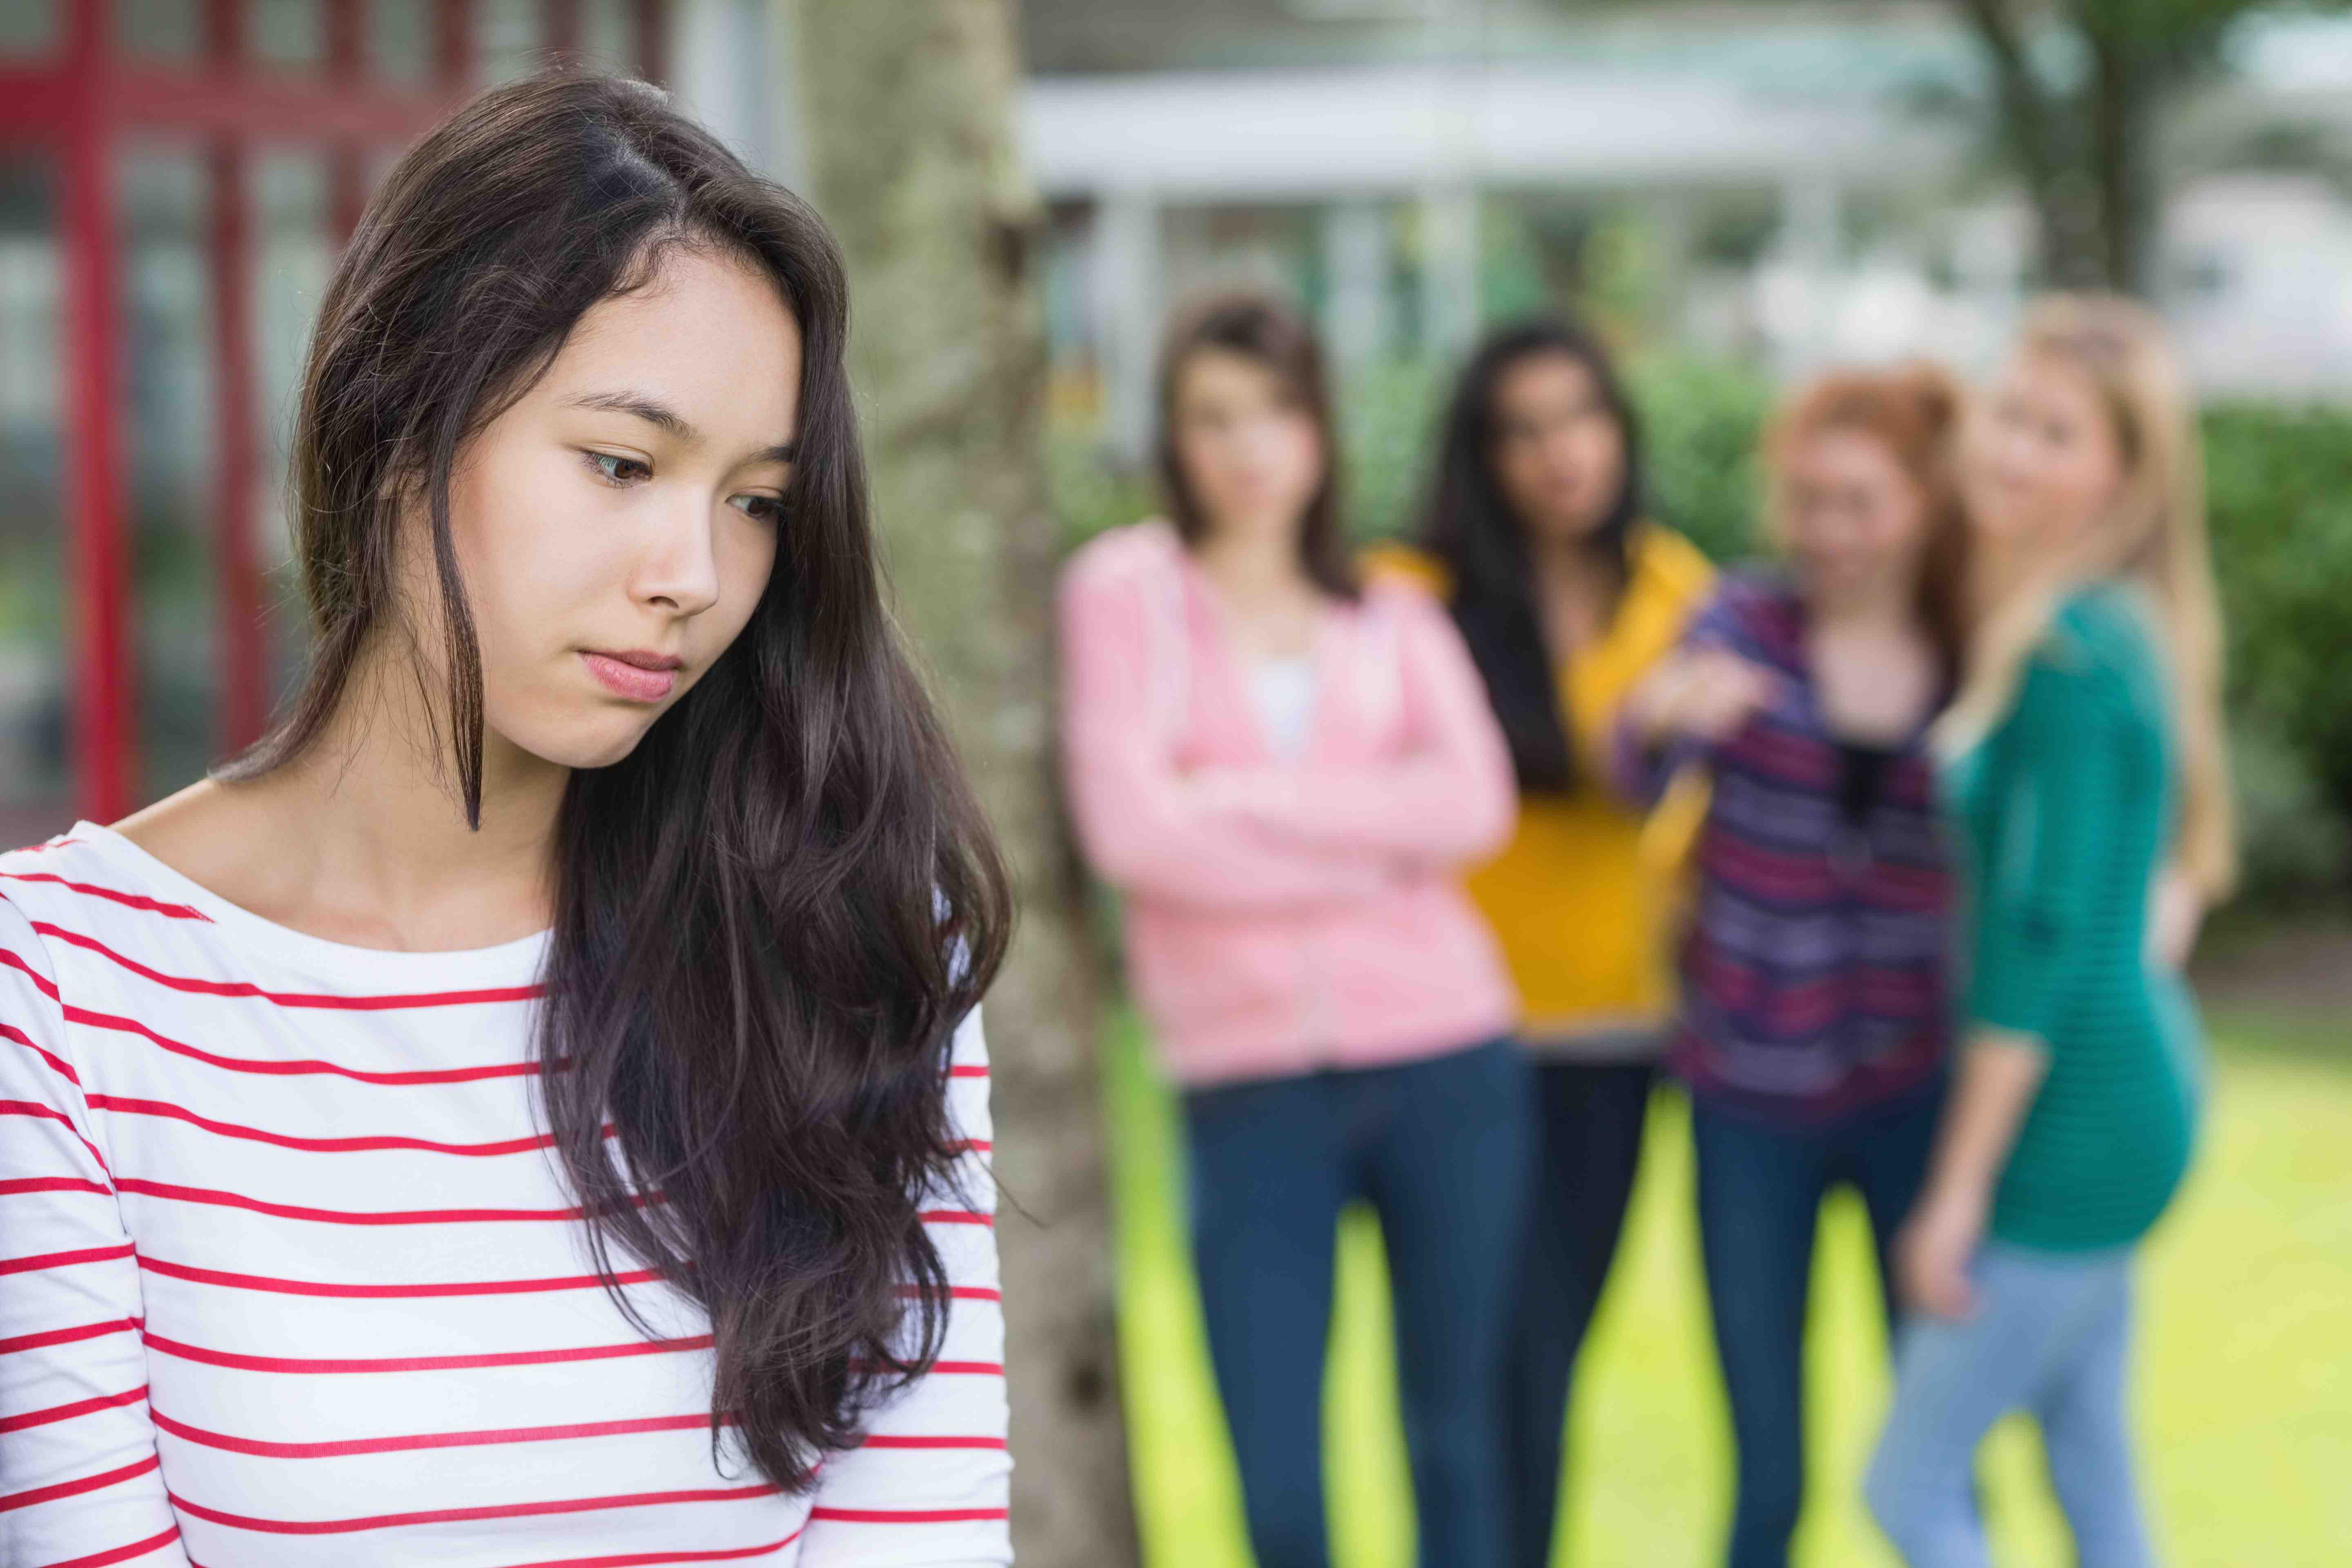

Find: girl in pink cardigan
<box><xmin>1058</xmin><ymin>292</ymin><xmax>1527</xmax><ymax>1568</ymax></box>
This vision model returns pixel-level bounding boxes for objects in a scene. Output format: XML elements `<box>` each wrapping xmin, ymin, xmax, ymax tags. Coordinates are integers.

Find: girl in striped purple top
<box><xmin>1617</xmin><ymin>366</ymin><xmax>1969</xmax><ymax>1568</ymax></box>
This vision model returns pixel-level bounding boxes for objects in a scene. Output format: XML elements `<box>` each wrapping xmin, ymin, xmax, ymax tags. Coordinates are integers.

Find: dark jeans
<box><xmin>1503</xmin><ymin>1059</ymin><xmax>1657</xmax><ymax>1568</ymax></box>
<box><xmin>1182</xmin><ymin>1038</ymin><xmax>1533</xmax><ymax>1568</ymax></box>
<box><xmin>1691</xmin><ymin>1076</ymin><xmax>1946</xmax><ymax>1568</ymax></box>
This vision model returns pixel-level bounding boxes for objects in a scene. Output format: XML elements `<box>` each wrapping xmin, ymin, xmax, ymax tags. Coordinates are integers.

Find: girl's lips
<box><xmin>581</xmin><ymin>652</ymin><xmax>678</xmax><ymax>702</ymax></box>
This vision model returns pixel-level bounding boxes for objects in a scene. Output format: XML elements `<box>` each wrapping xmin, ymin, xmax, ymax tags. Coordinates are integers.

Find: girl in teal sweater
<box><xmin>1867</xmin><ymin>296</ymin><xmax>2236</xmax><ymax>1568</ymax></box>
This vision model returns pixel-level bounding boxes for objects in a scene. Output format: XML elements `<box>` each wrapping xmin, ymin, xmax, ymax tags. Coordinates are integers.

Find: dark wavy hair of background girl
<box><xmin>1156</xmin><ymin>290</ymin><xmax>1360</xmax><ymax>600</ymax></box>
<box><xmin>219</xmin><ymin>72</ymin><xmax>1011</xmax><ymax>1490</ymax></box>
<box><xmin>1418</xmin><ymin>317</ymin><xmax>1647</xmax><ymax>793</ymax></box>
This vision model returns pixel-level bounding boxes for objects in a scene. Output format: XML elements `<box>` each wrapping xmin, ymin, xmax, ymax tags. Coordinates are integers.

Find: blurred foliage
<box><xmin>1049</xmin><ymin>365</ymin><xmax>2352</xmax><ymax>905</ymax></box>
<box><xmin>1337</xmin><ymin>356</ymin><xmax>1447</xmax><ymax>541</ymax></box>
<box><xmin>2202</xmin><ymin>404</ymin><xmax>2352</xmax><ymax>895</ymax></box>
<box><xmin>1622</xmin><ymin>354</ymin><xmax>1773</xmax><ymax>565</ymax></box>
<box><xmin>1047</xmin><ymin>425</ymin><xmax>1158</xmax><ymax>553</ymax></box>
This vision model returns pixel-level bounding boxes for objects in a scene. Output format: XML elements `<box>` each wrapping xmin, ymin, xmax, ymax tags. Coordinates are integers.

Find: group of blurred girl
<box><xmin>1057</xmin><ymin>284</ymin><xmax>2232</xmax><ymax>1568</ymax></box>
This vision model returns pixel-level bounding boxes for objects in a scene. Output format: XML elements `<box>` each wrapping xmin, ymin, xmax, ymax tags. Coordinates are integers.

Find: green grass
<box><xmin>1105</xmin><ymin>1013</ymin><xmax>2352</xmax><ymax>1566</ymax></box>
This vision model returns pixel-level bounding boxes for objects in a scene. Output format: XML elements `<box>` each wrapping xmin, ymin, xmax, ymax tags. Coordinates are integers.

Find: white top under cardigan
<box><xmin>1244</xmin><ymin>657</ymin><xmax>1319</xmax><ymax>758</ymax></box>
<box><xmin>0</xmin><ymin>824</ymin><xmax>1009</xmax><ymax>1568</ymax></box>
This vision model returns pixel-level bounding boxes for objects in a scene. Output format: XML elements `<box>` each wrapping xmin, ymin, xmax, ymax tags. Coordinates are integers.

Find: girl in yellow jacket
<box><xmin>1371</xmin><ymin>318</ymin><xmax>1713</xmax><ymax>1568</ymax></box>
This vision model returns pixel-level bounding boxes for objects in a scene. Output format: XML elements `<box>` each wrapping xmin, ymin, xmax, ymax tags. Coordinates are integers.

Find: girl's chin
<box><xmin>1528</xmin><ymin>507</ymin><xmax>1608</xmax><ymax>545</ymax></box>
<box><xmin>1797</xmin><ymin>560</ymin><xmax>1897</xmax><ymax>597</ymax></box>
<box><xmin>493</xmin><ymin>714</ymin><xmax>660</xmax><ymax>776</ymax></box>
<box><xmin>1966</xmin><ymin>511</ymin><xmax>2041</xmax><ymax>544</ymax></box>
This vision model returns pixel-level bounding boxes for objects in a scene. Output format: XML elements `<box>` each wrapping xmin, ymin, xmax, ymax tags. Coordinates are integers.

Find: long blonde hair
<box><xmin>1936</xmin><ymin>294</ymin><xmax>2237</xmax><ymax>900</ymax></box>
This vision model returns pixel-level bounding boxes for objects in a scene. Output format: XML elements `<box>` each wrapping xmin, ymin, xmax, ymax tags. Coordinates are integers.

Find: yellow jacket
<box><xmin>1365</xmin><ymin>528</ymin><xmax>1715</xmax><ymax>1050</ymax></box>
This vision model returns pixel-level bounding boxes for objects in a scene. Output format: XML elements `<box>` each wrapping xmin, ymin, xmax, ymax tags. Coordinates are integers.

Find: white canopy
<box><xmin>1020</xmin><ymin>63</ymin><xmax>1959</xmax><ymax>202</ymax></box>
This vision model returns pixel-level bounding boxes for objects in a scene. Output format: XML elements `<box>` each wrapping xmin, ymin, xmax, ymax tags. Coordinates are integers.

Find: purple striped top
<box><xmin>1615</xmin><ymin>571</ymin><xmax>1958</xmax><ymax>1126</ymax></box>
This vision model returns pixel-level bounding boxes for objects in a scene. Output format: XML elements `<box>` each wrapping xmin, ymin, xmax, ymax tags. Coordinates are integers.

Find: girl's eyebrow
<box><xmin>567</xmin><ymin>390</ymin><xmax>693</xmax><ymax>439</ymax></box>
<box><xmin>564</xmin><ymin>389</ymin><xmax>797</xmax><ymax>464</ymax></box>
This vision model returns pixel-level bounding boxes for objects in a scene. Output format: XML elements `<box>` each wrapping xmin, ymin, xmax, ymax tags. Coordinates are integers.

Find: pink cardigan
<box><xmin>1057</xmin><ymin>521</ymin><xmax>1520</xmax><ymax>1086</ymax></box>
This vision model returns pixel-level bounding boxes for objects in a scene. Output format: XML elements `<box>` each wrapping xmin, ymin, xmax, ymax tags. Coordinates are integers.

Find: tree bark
<box><xmin>1951</xmin><ymin>0</ymin><xmax>2225</xmax><ymax>296</ymax></box>
<box><xmin>787</xmin><ymin>4</ymin><xmax>1140</xmax><ymax>1565</ymax></box>
<box><xmin>1954</xmin><ymin>0</ymin><xmax>2103</xmax><ymax>289</ymax></box>
<box><xmin>2084</xmin><ymin>15</ymin><xmax>2158</xmax><ymax>294</ymax></box>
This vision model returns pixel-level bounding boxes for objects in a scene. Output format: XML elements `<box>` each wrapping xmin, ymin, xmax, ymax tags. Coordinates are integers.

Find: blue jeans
<box><xmin>1182</xmin><ymin>1038</ymin><xmax>1532</xmax><ymax>1568</ymax></box>
<box><xmin>1503</xmin><ymin>1059</ymin><xmax>1657</xmax><ymax>1568</ymax></box>
<box><xmin>1867</xmin><ymin>1243</ymin><xmax>2152</xmax><ymax>1568</ymax></box>
<box><xmin>1690</xmin><ymin>1078</ymin><xmax>1945</xmax><ymax>1568</ymax></box>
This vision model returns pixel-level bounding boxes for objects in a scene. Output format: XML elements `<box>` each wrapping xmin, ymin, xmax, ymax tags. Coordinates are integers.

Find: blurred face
<box><xmin>1170</xmin><ymin>347</ymin><xmax>1325</xmax><ymax>549</ymax></box>
<box><xmin>1488</xmin><ymin>352</ymin><xmax>1627</xmax><ymax>547</ymax></box>
<box><xmin>1780</xmin><ymin>425</ymin><xmax>1933</xmax><ymax>605</ymax></box>
<box><xmin>423</xmin><ymin>245</ymin><xmax>801</xmax><ymax>772</ymax></box>
<box><xmin>1966</xmin><ymin>350</ymin><xmax>2127</xmax><ymax>550</ymax></box>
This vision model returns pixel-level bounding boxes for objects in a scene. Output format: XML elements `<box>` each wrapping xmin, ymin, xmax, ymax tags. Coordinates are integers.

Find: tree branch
<box><xmin>1953</xmin><ymin>0</ymin><xmax>2094</xmax><ymax>285</ymax></box>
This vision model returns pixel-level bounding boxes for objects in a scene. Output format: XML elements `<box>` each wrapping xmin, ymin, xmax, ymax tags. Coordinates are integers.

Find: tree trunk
<box><xmin>1954</xmin><ymin>0</ymin><xmax>2104</xmax><ymax>290</ymax></box>
<box><xmin>786</xmin><ymin>4</ymin><xmax>1140</xmax><ymax>1566</ymax></box>
<box><xmin>2085</xmin><ymin>18</ymin><xmax>2158</xmax><ymax>295</ymax></box>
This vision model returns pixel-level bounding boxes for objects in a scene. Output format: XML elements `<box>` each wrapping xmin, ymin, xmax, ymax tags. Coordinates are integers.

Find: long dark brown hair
<box><xmin>219</xmin><ymin>71</ymin><xmax>1011</xmax><ymax>1490</ymax></box>
<box><xmin>1418</xmin><ymin>317</ymin><xmax>1646</xmax><ymax>793</ymax></box>
<box><xmin>1156</xmin><ymin>290</ymin><xmax>1358</xmax><ymax>599</ymax></box>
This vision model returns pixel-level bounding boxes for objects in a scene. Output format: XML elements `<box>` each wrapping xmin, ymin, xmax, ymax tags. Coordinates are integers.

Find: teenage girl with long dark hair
<box><xmin>1371</xmin><ymin>318</ymin><xmax>1713</xmax><ymax>1567</ymax></box>
<box><xmin>0</xmin><ymin>74</ymin><xmax>1012</xmax><ymax>1566</ymax></box>
<box><xmin>1059</xmin><ymin>292</ymin><xmax>1526</xmax><ymax>1568</ymax></box>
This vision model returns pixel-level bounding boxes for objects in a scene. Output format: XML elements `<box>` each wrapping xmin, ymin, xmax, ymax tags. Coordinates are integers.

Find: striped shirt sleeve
<box><xmin>0</xmin><ymin>896</ymin><xmax>191</xmax><ymax>1568</ymax></box>
<box><xmin>798</xmin><ymin>1006</ymin><xmax>1011</xmax><ymax>1566</ymax></box>
<box><xmin>1611</xmin><ymin>578</ymin><xmax>1759</xmax><ymax>806</ymax></box>
<box><xmin>1968</xmin><ymin>650</ymin><xmax>2124</xmax><ymax>1042</ymax></box>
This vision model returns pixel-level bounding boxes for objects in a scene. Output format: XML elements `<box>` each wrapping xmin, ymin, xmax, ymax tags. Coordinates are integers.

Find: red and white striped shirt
<box><xmin>0</xmin><ymin>824</ymin><xmax>1010</xmax><ymax>1568</ymax></box>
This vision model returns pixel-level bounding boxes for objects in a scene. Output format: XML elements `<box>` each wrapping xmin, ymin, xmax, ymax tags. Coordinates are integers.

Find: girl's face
<box><xmin>1488</xmin><ymin>351</ymin><xmax>1627</xmax><ymax>548</ymax></box>
<box><xmin>432</xmin><ymin>246</ymin><xmax>802</xmax><ymax>772</ymax></box>
<box><xmin>1780</xmin><ymin>425</ymin><xmax>1933</xmax><ymax>604</ymax></box>
<box><xmin>1170</xmin><ymin>348</ymin><xmax>1325</xmax><ymax>551</ymax></box>
<box><xmin>1965</xmin><ymin>350</ymin><xmax>2127</xmax><ymax>551</ymax></box>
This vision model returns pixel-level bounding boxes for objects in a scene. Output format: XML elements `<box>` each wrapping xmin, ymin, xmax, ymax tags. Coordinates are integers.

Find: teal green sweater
<box><xmin>1949</xmin><ymin>586</ymin><xmax>2203</xmax><ymax>1252</ymax></box>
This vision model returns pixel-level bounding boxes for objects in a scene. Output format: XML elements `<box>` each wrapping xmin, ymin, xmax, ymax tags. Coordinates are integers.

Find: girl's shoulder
<box><xmin>1694</xmin><ymin>564</ymin><xmax>1806</xmax><ymax>654</ymax></box>
<box><xmin>0</xmin><ymin>829</ymin><xmax>179</xmax><ymax>931</ymax></box>
<box><xmin>0</xmin><ymin>829</ymin><xmax>187</xmax><ymax>1005</ymax></box>
<box><xmin>1358</xmin><ymin>541</ymin><xmax>1450</xmax><ymax>600</ymax></box>
<box><xmin>2054</xmin><ymin>579</ymin><xmax>2158</xmax><ymax>648</ymax></box>
<box><xmin>1059</xmin><ymin>518</ymin><xmax>1185</xmax><ymax>596</ymax></box>
<box><xmin>1992</xmin><ymin>582</ymin><xmax>2171</xmax><ymax>744</ymax></box>
<box><xmin>2039</xmin><ymin>580</ymin><xmax>2163</xmax><ymax>687</ymax></box>
<box><xmin>1628</xmin><ymin>523</ymin><xmax>1716</xmax><ymax>609</ymax></box>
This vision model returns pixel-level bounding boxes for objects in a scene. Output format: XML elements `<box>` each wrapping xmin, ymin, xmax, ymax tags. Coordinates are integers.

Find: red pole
<box><xmin>206</xmin><ymin>0</ymin><xmax>265</xmax><ymax>756</ymax></box>
<box><xmin>324</xmin><ymin>0</ymin><xmax>366</xmax><ymax>243</ymax></box>
<box><xmin>633</xmin><ymin>0</ymin><xmax>664</xmax><ymax>86</ymax></box>
<box><xmin>62</xmin><ymin>0</ymin><xmax>132</xmax><ymax>821</ymax></box>
<box><xmin>436</xmin><ymin>0</ymin><xmax>475</xmax><ymax>89</ymax></box>
<box><xmin>545</xmin><ymin>0</ymin><xmax>581</xmax><ymax>61</ymax></box>
<box><xmin>206</xmin><ymin>150</ymin><xmax>264</xmax><ymax>754</ymax></box>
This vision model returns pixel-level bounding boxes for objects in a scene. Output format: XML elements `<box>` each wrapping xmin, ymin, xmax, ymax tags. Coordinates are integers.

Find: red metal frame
<box><xmin>206</xmin><ymin>0</ymin><xmax>263</xmax><ymax>756</ymax></box>
<box><xmin>60</xmin><ymin>0</ymin><xmax>131</xmax><ymax>822</ymax></box>
<box><xmin>1</xmin><ymin>0</ymin><xmax>666</xmax><ymax>822</ymax></box>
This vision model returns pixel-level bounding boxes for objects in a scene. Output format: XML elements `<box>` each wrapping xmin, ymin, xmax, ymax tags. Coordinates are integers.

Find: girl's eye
<box><xmin>583</xmin><ymin>450</ymin><xmax>651</xmax><ymax>486</ymax></box>
<box><xmin>731</xmin><ymin>493</ymin><xmax>786</xmax><ymax>524</ymax></box>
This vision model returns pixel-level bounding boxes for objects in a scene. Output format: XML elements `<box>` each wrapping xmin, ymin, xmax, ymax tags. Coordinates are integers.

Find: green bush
<box><xmin>1336</xmin><ymin>356</ymin><xmax>1446</xmax><ymax>542</ymax></box>
<box><xmin>1624</xmin><ymin>354</ymin><xmax>1772</xmax><ymax>563</ymax></box>
<box><xmin>2202</xmin><ymin>404</ymin><xmax>2352</xmax><ymax>893</ymax></box>
<box><xmin>2227</xmin><ymin>720</ymin><xmax>2350</xmax><ymax>903</ymax></box>
<box><xmin>1047</xmin><ymin>427</ymin><xmax>1156</xmax><ymax>553</ymax></box>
